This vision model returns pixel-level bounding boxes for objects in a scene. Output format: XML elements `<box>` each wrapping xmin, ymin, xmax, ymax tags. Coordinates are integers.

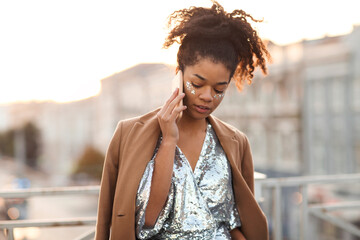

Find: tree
<box><xmin>0</xmin><ymin>129</ymin><xmax>15</xmax><ymax>157</ymax></box>
<box><xmin>72</xmin><ymin>145</ymin><xmax>105</xmax><ymax>180</ymax></box>
<box><xmin>0</xmin><ymin>122</ymin><xmax>41</xmax><ymax>168</ymax></box>
<box><xmin>23</xmin><ymin>122</ymin><xmax>41</xmax><ymax>168</ymax></box>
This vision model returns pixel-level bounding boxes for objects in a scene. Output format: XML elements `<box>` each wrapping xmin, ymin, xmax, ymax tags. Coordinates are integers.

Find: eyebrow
<box><xmin>193</xmin><ymin>74</ymin><xmax>229</xmax><ymax>85</ymax></box>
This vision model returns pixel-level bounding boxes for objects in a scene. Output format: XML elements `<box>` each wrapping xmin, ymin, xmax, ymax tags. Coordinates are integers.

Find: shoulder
<box><xmin>209</xmin><ymin>115</ymin><xmax>249</xmax><ymax>145</ymax></box>
<box><xmin>115</xmin><ymin>107</ymin><xmax>160</xmax><ymax>134</ymax></box>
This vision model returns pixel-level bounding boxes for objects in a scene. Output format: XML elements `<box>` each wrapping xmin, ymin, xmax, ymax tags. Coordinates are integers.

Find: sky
<box><xmin>0</xmin><ymin>0</ymin><xmax>359</xmax><ymax>104</ymax></box>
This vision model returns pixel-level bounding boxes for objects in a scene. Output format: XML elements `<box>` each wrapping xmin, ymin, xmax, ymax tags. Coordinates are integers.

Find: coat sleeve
<box><xmin>95</xmin><ymin>121</ymin><xmax>123</xmax><ymax>240</ymax></box>
<box><xmin>241</xmin><ymin>134</ymin><xmax>255</xmax><ymax>195</ymax></box>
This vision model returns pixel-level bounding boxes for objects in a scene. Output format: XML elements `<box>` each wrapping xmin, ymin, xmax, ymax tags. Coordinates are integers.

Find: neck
<box><xmin>177</xmin><ymin>112</ymin><xmax>208</xmax><ymax>134</ymax></box>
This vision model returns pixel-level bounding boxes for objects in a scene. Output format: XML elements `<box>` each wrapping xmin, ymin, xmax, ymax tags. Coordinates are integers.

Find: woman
<box><xmin>96</xmin><ymin>2</ymin><xmax>270</xmax><ymax>240</ymax></box>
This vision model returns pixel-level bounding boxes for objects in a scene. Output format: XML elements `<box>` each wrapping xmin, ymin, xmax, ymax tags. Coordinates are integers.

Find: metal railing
<box><xmin>256</xmin><ymin>173</ymin><xmax>360</xmax><ymax>240</ymax></box>
<box><xmin>0</xmin><ymin>186</ymin><xmax>99</xmax><ymax>240</ymax></box>
<box><xmin>0</xmin><ymin>174</ymin><xmax>360</xmax><ymax>240</ymax></box>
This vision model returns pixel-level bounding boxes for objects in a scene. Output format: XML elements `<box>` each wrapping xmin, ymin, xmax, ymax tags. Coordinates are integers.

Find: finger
<box><xmin>164</xmin><ymin>88</ymin><xmax>179</xmax><ymax>109</ymax></box>
<box><xmin>171</xmin><ymin>105</ymin><xmax>187</xmax><ymax>123</ymax></box>
<box><xmin>170</xmin><ymin>104</ymin><xmax>187</xmax><ymax>122</ymax></box>
<box><xmin>164</xmin><ymin>92</ymin><xmax>185</xmax><ymax>117</ymax></box>
<box><xmin>162</xmin><ymin>92</ymin><xmax>183</xmax><ymax>117</ymax></box>
<box><xmin>158</xmin><ymin>88</ymin><xmax>179</xmax><ymax>117</ymax></box>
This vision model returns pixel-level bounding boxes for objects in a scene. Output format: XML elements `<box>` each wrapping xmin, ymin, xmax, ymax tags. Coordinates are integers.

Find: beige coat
<box><xmin>95</xmin><ymin>108</ymin><xmax>269</xmax><ymax>240</ymax></box>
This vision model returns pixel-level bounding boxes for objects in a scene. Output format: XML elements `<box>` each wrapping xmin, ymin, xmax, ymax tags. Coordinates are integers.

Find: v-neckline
<box><xmin>176</xmin><ymin>123</ymin><xmax>211</xmax><ymax>173</ymax></box>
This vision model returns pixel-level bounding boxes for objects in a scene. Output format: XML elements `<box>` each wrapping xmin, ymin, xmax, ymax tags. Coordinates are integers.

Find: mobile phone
<box><xmin>171</xmin><ymin>70</ymin><xmax>184</xmax><ymax>119</ymax></box>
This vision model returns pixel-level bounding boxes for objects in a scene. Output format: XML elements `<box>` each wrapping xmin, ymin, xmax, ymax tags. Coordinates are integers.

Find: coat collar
<box><xmin>207</xmin><ymin>114</ymin><xmax>239</xmax><ymax>170</ymax></box>
<box><xmin>136</xmin><ymin>108</ymin><xmax>239</xmax><ymax>169</ymax></box>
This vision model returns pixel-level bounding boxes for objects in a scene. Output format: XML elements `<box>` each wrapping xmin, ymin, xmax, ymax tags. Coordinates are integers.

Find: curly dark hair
<box><xmin>163</xmin><ymin>1</ymin><xmax>271</xmax><ymax>91</ymax></box>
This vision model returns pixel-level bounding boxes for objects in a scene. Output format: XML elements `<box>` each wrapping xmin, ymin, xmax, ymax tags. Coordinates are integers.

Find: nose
<box><xmin>199</xmin><ymin>86</ymin><xmax>213</xmax><ymax>102</ymax></box>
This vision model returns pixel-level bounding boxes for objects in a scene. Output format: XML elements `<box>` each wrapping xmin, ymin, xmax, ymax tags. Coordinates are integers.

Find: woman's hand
<box><xmin>230</xmin><ymin>228</ymin><xmax>246</xmax><ymax>240</ymax></box>
<box><xmin>156</xmin><ymin>88</ymin><xmax>186</xmax><ymax>143</ymax></box>
<box><xmin>145</xmin><ymin>88</ymin><xmax>186</xmax><ymax>226</ymax></box>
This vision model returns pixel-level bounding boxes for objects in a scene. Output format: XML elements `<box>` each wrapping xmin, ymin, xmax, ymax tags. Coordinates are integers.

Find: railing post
<box><xmin>300</xmin><ymin>184</ymin><xmax>309</xmax><ymax>240</ymax></box>
<box><xmin>273</xmin><ymin>185</ymin><xmax>282</xmax><ymax>240</ymax></box>
<box><xmin>74</xmin><ymin>228</ymin><xmax>95</xmax><ymax>240</ymax></box>
<box><xmin>6</xmin><ymin>228</ymin><xmax>14</xmax><ymax>240</ymax></box>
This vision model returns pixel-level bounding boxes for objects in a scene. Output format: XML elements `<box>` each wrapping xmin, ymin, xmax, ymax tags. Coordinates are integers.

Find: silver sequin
<box><xmin>214</xmin><ymin>93</ymin><xmax>225</xmax><ymax>99</ymax></box>
<box><xmin>185</xmin><ymin>81</ymin><xmax>196</xmax><ymax>95</ymax></box>
<box><xmin>135</xmin><ymin>123</ymin><xmax>241</xmax><ymax>239</ymax></box>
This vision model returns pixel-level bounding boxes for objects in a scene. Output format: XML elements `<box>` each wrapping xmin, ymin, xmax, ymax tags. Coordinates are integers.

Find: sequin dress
<box><xmin>135</xmin><ymin>123</ymin><xmax>241</xmax><ymax>240</ymax></box>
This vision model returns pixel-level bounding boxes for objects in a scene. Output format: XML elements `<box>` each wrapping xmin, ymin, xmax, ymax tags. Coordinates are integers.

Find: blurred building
<box><xmin>0</xmin><ymin>100</ymin><xmax>95</xmax><ymax>183</ymax></box>
<box><xmin>217</xmin><ymin>25</ymin><xmax>360</xmax><ymax>176</ymax></box>
<box><xmin>302</xmin><ymin>26</ymin><xmax>360</xmax><ymax>175</ymax></box>
<box><xmin>0</xmin><ymin>64</ymin><xmax>175</xmax><ymax>184</ymax></box>
<box><xmin>0</xmin><ymin>105</ymin><xmax>10</xmax><ymax>131</ymax></box>
<box><xmin>216</xmin><ymin>40</ymin><xmax>303</xmax><ymax>176</ymax></box>
<box><xmin>0</xmin><ymin>26</ymin><xmax>359</xmax><ymax>184</ymax></box>
<box><xmin>94</xmin><ymin>63</ymin><xmax>175</xmax><ymax>152</ymax></box>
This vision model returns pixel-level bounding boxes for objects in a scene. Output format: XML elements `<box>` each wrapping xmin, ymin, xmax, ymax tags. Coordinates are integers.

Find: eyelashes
<box><xmin>191</xmin><ymin>83</ymin><xmax>224</xmax><ymax>94</ymax></box>
<box><xmin>186</xmin><ymin>81</ymin><xmax>225</xmax><ymax>99</ymax></box>
<box><xmin>191</xmin><ymin>83</ymin><xmax>200</xmax><ymax>88</ymax></box>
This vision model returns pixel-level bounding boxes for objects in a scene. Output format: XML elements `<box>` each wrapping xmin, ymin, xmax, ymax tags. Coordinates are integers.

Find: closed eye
<box><xmin>192</xmin><ymin>83</ymin><xmax>225</xmax><ymax>94</ymax></box>
<box><xmin>192</xmin><ymin>83</ymin><xmax>201</xmax><ymax>88</ymax></box>
<box><xmin>215</xmin><ymin>89</ymin><xmax>224</xmax><ymax>94</ymax></box>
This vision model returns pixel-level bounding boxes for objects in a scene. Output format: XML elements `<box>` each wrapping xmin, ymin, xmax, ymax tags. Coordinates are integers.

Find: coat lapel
<box><xmin>207</xmin><ymin>115</ymin><xmax>239</xmax><ymax>170</ymax></box>
<box><xmin>208</xmin><ymin>115</ymin><xmax>269</xmax><ymax>239</ymax></box>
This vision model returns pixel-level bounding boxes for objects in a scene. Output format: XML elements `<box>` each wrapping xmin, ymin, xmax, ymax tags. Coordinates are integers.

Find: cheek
<box><xmin>212</xmin><ymin>92</ymin><xmax>226</xmax><ymax>108</ymax></box>
<box><xmin>185</xmin><ymin>81</ymin><xmax>196</xmax><ymax>95</ymax></box>
<box><xmin>213</xmin><ymin>93</ymin><xmax>225</xmax><ymax>99</ymax></box>
<box><xmin>213</xmin><ymin>98</ymin><xmax>222</xmax><ymax>107</ymax></box>
<box><xmin>183</xmin><ymin>88</ymin><xmax>196</xmax><ymax>106</ymax></box>
<box><xmin>183</xmin><ymin>91</ymin><xmax>193</xmax><ymax>105</ymax></box>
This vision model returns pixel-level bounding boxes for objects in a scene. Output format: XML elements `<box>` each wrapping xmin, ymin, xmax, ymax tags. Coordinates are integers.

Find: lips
<box><xmin>195</xmin><ymin>104</ymin><xmax>210</xmax><ymax>114</ymax></box>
